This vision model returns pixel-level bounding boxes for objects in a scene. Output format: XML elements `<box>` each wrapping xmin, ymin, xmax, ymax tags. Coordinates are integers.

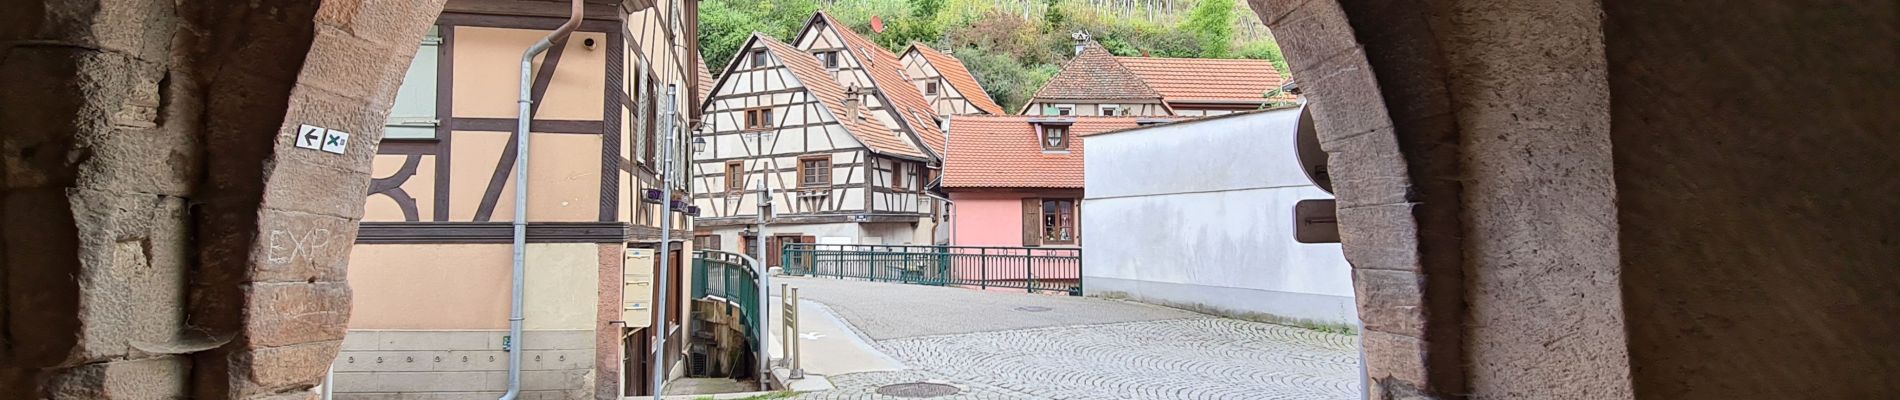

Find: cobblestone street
<box><xmin>772</xmin><ymin>277</ymin><xmax>1360</xmax><ymax>399</ymax></box>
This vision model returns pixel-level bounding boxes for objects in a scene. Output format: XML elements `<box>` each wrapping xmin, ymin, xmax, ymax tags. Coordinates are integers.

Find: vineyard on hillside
<box><xmin>700</xmin><ymin>0</ymin><xmax>1289</xmax><ymax>112</ymax></box>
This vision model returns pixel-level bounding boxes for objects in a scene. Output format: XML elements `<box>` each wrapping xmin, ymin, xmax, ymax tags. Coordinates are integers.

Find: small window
<box><xmin>694</xmin><ymin>234</ymin><xmax>721</xmax><ymax>250</ymax></box>
<box><xmin>1100</xmin><ymin>105</ymin><xmax>1120</xmax><ymax>116</ymax></box>
<box><xmin>1056</xmin><ymin>106</ymin><xmax>1073</xmax><ymax>116</ymax></box>
<box><xmin>799</xmin><ymin>156</ymin><xmax>832</xmax><ymax>187</ymax></box>
<box><xmin>1041</xmin><ymin>125</ymin><xmax>1069</xmax><ymax>150</ymax></box>
<box><xmin>905</xmin><ymin>163</ymin><xmax>921</xmax><ymax>192</ymax></box>
<box><xmin>1041</xmin><ymin>199</ymin><xmax>1076</xmax><ymax>244</ymax></box>
<box><xmin>750</xmin><ymin>51</ymin><xmax>768</xmax><ymax>68</ymax></box>
<box><xmin>816</xmin><ymin>51</ymin><xmax>839</xmax><ymax>69</ymax></box>
<box><xmin>924</xmin><ymin>81</ymin><xmax>940</xmax><ymax>96</ymax></box>
<box><xmin>893</xmin><ymin>163</ymin><xmax>910</xmax><ymax>191</ymax></box>
<box><xmin>725</xmin><ymin>161</ymin><xmax>744</xmax><ymax>192</ymax></box>
<box><xmin>744</xmin><ymin>108</ymin><xmax>773</xmax><ymax>130</ymax></box>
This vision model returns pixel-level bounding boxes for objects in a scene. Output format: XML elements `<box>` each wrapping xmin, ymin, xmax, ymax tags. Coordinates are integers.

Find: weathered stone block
<box><xmin>239</xmin><ymin>340</ymin><xmax>341</xmax><ymax>392</ymax></box>
<box><xmin>1336</xmin><ymin>203</ymin><xmax>1423</xmax><ymax>272</ymax></box>
<box><xmin>41</xmin><ymin>356</ymin><xmax>189</xmax><ymax>399</ymax></box>
<box><xmin>1361</xmin><ymin>330</ymin><xmax>1430</xmax><ymax>391</ymax></box>
<box><xmin>244</xmin><ymin>282</ymin><xmax>351</xmax><ymax>348</ymax></box>
<box><xmin>1353</xmin><ymin>269</ymin><xmax>1426</xmax><ymax>338</ymax></box>
<box><xmin>1319</xmin><ymin>125</ymin><xmax>1410</xmax><ymax>209</ymax></box>
<box><xmin>1295</xmin><ymin>49</ymin><xmax>1395</xmax><ymax>140</ymax></box>
<box><xmin>1265</xmin><ymin>0</ymin><xmax>1359</xmax><ymax>73</ymax></box>
<box><xmin>250</xmin><ymin>208</ymin><xmax>359</xmax><ymax>283</ymax></box>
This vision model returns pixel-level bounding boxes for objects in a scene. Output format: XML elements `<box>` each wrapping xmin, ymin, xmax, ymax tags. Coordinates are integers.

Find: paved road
<box><xmin>771</xmin><ymin>277</ymin><xmax>1360</xmax><ymax>400</ymax></box>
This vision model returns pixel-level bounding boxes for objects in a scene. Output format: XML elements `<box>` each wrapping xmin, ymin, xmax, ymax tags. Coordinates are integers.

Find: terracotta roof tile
<box><xmin>940</xmin><ymin>116</ymin><xmax>1148</xmax><ymax>189</ymax></box>
<box><xmin>1030</xmin><ymin>42</ymin><xmax>1163</xmax><ymax>102</ymax></box>
<box><xmin>816</xmin><ymin>13</ymin><xmax>946</xmax><ymax>158</ymax></box>
<box><xmin>696</xmin><ymin>53</ymin><xmax>715</xmax><ymax>105</ymax></box>
<box><xmin>1115</xmin><ymin>56</ymin><xmax>1297</xmax><ymax>103</ymax></box>
<box><xmin>755</xmin><ymin>35</ymin><xmax>925</xmax><ymax>158</ymax></box>
<box><xmin>908</xmin><ymin>43</ymin><xmax>1006</xmax><ymax>115</ymax></box>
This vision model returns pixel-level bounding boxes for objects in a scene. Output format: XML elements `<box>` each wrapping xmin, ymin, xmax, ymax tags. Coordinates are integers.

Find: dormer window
<box><xmin>1041</xmin><ymin>125</ymin><xmax>1069</xmax><ymax>151</ymax></box>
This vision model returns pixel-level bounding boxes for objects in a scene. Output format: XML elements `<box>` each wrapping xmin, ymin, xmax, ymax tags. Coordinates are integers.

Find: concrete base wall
<box><xmin>333</xmin><ymin>330</ymin><xmax>597</xmax><ymax>399</ymax></box>
<box><xmin>1085</xmin><ymin>276</ymin><xmax>1356</xmax><ymax>327</ymax></box>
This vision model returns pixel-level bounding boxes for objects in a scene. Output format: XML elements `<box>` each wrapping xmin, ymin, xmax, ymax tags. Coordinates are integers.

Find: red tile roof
<box><xmin>755</xmin><ymin>35</ymin><xmax>926</xmax><ymax>158</ymax></box>
<box><xmin>907</xmin><ymin>43</ymin><xmax>1006</xmax><ymax>115</ymax></box>
<box><xmin>940</xmin><ymin>116</ymin><xmax>1149</xmax><ymax>189</ymax></box>
<box><xmin>1029</xmin><ymin>42</ymin><xmax>1162</xmax><ymax>102</ymax></box>
<box><xmin>1115</xmin><ymin>56</ymin><xmax>1297</xmax><ymax>103</ymax></box>
<box><xmin>814</xmin><ymin>12</ymin><xmax>946</xmax><ymax>159</ymax></box>
<box><xmin>696</xmin><ymin>52</ymin><xmax>714</xmax><ymax>105</ymax></box>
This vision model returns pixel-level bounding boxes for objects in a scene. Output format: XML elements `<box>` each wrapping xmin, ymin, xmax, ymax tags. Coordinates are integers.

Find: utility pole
<box><xmin>650</xmin><ymin>84</ymin><xmax>678</xmax><ymax>398</ymax></box>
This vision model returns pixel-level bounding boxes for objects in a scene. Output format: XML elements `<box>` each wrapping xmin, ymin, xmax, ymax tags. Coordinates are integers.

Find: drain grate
<box><xmin>876</xmin><ymin>382</ymin><xmax>961</xmax><ymax>398</ymax></box>
<box><xmin>1014</xmin><ymin>306</ymin><xmax>1052</xmax><ymax>312</ymax></box>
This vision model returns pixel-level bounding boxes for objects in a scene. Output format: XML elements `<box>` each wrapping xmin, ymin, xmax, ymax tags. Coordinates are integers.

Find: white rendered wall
<box><xmin>1081</xmin><ymin>107</ymin><xmax>1356</xmax><ymax>325</ymax></box>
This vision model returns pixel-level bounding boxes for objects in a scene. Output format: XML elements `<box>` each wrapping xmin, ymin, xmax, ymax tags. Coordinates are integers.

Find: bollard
<box><xmin>789</xmin><ymin>286</ymin><xmax>804</xmax><ymax>379</ymax></box>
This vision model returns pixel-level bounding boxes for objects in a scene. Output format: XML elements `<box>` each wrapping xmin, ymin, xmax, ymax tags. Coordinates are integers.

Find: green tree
<box><xmin>1178</xmin><ymin>0</ymin><xmax>1236</xmax><ymax>58</ymax></box>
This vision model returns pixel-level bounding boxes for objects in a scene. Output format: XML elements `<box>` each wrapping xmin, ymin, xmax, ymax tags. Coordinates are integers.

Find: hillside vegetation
<box><xmin>700</xmin><ymin>0</ymin><xmax>1289</xmax><ymax>112</ymax></box>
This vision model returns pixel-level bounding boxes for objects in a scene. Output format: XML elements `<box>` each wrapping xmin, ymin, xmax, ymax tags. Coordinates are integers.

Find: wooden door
<box><xmin>623</xmin><ymin>328</ymin><xmax>649</xmax><ymax>396</ymax></box>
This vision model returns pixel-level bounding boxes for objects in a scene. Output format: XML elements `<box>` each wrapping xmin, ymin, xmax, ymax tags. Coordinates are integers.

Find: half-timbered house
<box><xmin>1022</xmin><ymin>41</ymin><xmax>1298</xmax><ymax>117</ymax></box>
<box><xmin>692</xmin><ymin>30</ymin><xmax>941</xmax><ymax>267</ymax></box>
<box><xmin>900</xmin><ymin>43</ymin><xmax>1007</xmax><ymax>117</ymax></box>
<box><xmin>341</xmin><ymin>0</ymin><xmax>700</xmax><ymax>397</ymax></box>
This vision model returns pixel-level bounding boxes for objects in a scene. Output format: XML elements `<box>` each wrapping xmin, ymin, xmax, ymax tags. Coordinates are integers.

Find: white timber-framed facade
<box><xmin>691</xmin><ymin>30</ymin><xmax>940</xmax><ymax>266</ymax></box>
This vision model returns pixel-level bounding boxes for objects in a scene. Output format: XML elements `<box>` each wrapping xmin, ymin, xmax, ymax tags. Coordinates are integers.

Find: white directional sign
<box><xmin>320</xmin><ymin>129</ymin><xmax>350</xmax><ymax>154</ymax></box>
<box><xmin>295</xmin><ymin>124</ymin><xmax>325</xmax><ymax>150</ymax></box>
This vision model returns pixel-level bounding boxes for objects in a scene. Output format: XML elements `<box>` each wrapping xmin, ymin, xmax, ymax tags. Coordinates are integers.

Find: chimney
<box><xmin>1071</xmin><ymin>31</ymin><xmax>1091</xmax><ymax>56</ymax></box>
<box><xmin>843</xmin><ymin>85</ymin><xmax>862</xmax><ymax>121</ymax></box>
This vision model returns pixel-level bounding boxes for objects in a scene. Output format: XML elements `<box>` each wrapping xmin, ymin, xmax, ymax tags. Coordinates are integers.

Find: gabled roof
<box><xmin>1115</xmin><ymin>56</ymin><xmax>1297</xmax><ymax>104</ymax></box>
<box><xmin>1029</xmin><ymin>42</ymin><xmax>1163</xmax><ymax>103</ymax></box>
<box><xmin>905</xmin><ymin>43</ymin><xmax>1006</xmax><ymax>115</ymax></box>
<box><xmin>801</xmin><ymin>12</ymin><xmax>946</xmax><ymax>159</ymax></box>
<box><xmin>940</xmin><ymin>116</ymin><xmax>1150</xmax><ymax>189</ymax></box>
<box><xmin>750</xmin><ymin>34</ymin><xmax>926</xmax><ymax>158</ymax></box>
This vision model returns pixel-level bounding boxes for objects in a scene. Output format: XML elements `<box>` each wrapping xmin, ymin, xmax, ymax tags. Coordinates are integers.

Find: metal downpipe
<box><xmin>651</xmin><ymin>85</ymin><xmax>680</xmax><ymax>397</ymax></box>
<box><xmin>502</xmin><ymin>0</ymin><xmax>581</xmax><ymax>398</ymax></box>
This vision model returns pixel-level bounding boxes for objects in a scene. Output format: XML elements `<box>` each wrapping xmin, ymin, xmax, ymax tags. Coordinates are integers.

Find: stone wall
<box><xmin>0</xmin><ymin>0</ymin><xmax>442</xmax><ymax>397</ymax></box>
<box><xmin>1251</xmin><ymin>0</ymin><xmax>1898</xmax><ymax>398</ymax></box>
<box><xmin>1603</xmin><ymin>1</ymin><xmax>1900</xmax><ymax>398</ymax></box>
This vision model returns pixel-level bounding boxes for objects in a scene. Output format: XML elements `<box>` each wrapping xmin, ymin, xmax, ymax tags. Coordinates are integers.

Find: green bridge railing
<box><xmin>780</xmin><ymin>243</ymin><xmax>1082</xmax><ymax>295</ymax></box>
<box><xmin>691</xmin><ymin>250</ymin><xmax>765</xmax><ymax>351</ymax></box>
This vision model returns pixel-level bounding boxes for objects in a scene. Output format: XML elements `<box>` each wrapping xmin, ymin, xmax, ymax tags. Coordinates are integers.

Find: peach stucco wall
<box><xmin>949</xmin><ymin>192</ymin><xmax>1028</xmax><ymax>247</ymax></box>
<box><xmin>347</xmin><ymin>243</ymin><xmax>601</xmax><ymax>330</ymax></box>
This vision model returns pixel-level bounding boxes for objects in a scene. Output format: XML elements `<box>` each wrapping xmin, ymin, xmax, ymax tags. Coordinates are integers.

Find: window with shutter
<box><xmin>385</xmin><ymin>26</ymin><xmax>442</xmax><ymax>139</ymax></box>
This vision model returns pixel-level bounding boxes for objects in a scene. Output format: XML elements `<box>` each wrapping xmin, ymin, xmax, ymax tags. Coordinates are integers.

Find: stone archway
<box><xmin>1249</xmin><ymin>0</ymin><xmax>1898</xmax><ymax>399</ymax></box>
<box><xmin>0</xmin><ymin>0</ymin><xmax>443</xmax><ymax>397</ymax></box>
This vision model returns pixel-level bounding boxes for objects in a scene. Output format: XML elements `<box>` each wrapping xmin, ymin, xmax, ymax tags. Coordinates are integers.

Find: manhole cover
<box><xmin>1015</xmin><ymin>306</ymin><xmax>1052</xmax><ymax>312</ymax></box>
<box><xmin>875</xmin><ymin>382</ymin><xmax>961</xmax><ymax>398</ymax></box>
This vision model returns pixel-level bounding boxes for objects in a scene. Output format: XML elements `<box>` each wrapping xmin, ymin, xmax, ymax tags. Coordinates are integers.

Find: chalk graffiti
<box><xmin>266</xmin><ymin>222</ymin><xmax>338</xmax><ymax>266</ymax></box>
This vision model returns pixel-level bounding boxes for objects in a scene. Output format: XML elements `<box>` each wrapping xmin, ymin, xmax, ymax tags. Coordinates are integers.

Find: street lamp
<box><xmin>692</xmin><ymin>134</ymin><xmax>707</xmax><ymax>153</ymax></box>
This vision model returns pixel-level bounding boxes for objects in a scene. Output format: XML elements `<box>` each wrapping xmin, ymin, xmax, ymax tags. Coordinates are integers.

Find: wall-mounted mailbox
<box><xmin>1295</xmin><ymin>199</ymin><xmax>1340</xmax><ymax>244</ymax></box>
